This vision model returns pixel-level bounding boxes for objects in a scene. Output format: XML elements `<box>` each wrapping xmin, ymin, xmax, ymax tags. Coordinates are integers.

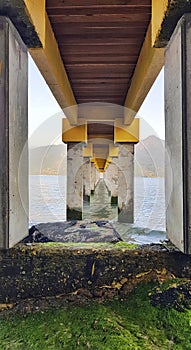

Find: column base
<box><xmin>111</xmin><ymin>196</ymin><xmax>118</xmax><ymax>205</ymax></box>
<box><xmin>118</xmin><ymin>207</ymin><xmax>133</xmax><ymax>223</ymax></box>
<box><xmin>67</xmin><ymin>207</ymin><xmax>82</xmax><ymax>221</ymax></box>
<box><xmin>83</xmin><ymin>195</ymin><xmax>90</xmax><ymax>203</ymax></box>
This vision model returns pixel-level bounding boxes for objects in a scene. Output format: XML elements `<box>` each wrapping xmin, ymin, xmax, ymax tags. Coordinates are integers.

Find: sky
<box><xmin>28</xmin><ymin>55</ymin><xmax>165</xmax><ymax>147</ymax></box>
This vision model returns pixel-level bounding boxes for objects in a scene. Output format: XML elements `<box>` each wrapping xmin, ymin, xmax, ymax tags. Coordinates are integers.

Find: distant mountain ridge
<box><xmin>29</xmin><ymin>144</ymin><xmax>67</xmax><ymax>176</ymax></box>
<box><xmin>29</xmin><ymin>135</ymin><xmax>165</xmax><ymax>177</ymax></box>
<box><xmin>135</xmin><ymin>135</ymin><xmax>165</xmax><ymax>177</ymax></box>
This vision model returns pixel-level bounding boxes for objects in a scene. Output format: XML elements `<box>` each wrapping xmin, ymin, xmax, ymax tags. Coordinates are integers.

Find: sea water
<box><xmin>29</xmin><ymin>176</ymin><xmax>166</xmax><ymax>244</ymax></box>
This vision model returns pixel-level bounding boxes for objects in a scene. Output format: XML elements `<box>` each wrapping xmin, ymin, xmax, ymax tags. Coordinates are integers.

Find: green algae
<box><xmin>0</xmin><ymin>282</ymin><xmax>191</xmax><ymax>349</ymax></box>
<box><xmin>41</xmin><ymin>241</ymin><xmax>138</xmax><ymax>250</ymax></box>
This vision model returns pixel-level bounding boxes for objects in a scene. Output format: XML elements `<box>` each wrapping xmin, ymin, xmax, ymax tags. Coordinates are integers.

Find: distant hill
<box><xmin>29</xmin><ymin>135</ymin><xmax>165</xmax><ymax>177</ymax></box>
<box><xmin>135</xmin><ymin>135</ymin><xmax>165</xmax><ymax>177</ymax></box>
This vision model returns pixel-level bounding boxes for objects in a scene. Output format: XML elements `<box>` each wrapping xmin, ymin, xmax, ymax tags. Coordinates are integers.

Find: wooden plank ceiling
<box><xmin>46</xmin><ymin>0</ymin><xmax>151</xmax><ymax>106</ymax></box>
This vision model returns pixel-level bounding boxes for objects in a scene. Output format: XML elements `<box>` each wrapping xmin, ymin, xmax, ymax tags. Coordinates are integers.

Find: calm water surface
<box><xmin>29</xmin><ymin>176</ymin><xmax>166</xmax><ymax>239</ymax></box>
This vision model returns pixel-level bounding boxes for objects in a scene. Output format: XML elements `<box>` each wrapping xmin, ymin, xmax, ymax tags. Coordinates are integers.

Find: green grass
<box><xmin>42</xmin><ymin>241</ymin><xmax>138</xmax><ymax>250</ymax></box>
<box><xmin>0</xmin><ymin>282</ymin><xmax>191</xmax><ymax>349</ymax></box>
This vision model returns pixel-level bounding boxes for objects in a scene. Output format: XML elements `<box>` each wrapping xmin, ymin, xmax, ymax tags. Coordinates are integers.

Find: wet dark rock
<box><xmin>22</xmin><ymin>226</ymin><xmax>53</xmax><ymax>243</ymax></box>
<box><xmin>24</xmin><ymin>221</ymin><xmax>124</xmax><ymax>243</ymax></box>
<box><xmin>94</xmin><ymin>220</ymin><xmax>108</xmax><ymax>227</ymax></box>
<box><xmin>150</xmin><ymin>282</ymin><xmax>191</xmax><ymax>312</ymax></box>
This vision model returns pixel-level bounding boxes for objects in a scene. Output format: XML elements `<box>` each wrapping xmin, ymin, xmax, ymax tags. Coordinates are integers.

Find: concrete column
<box><xmin>118</xmin><ymin>143</ymin><xmax>134</xmax><ymax>223</ymax></box>
<box><xmin>67</xmin><ymin>143</ymin><xmax>83</xmax><ymax>220</ymax></box>
<box><xmin>0</xmin><ymin>17</ymin><xmax>28</xmax><ymax>248</ymax></box>
<box><xmin>90</xmin><ymin>162</ymin><xmax>99</xmax><ymax>194</ymax></box>
<box><xmin>104</xmin><ymin>160</ymin><xmax>118</xmax><ymax>205</ymax></box>
<box><xmin>83</xmin><ymin>158</ymin><xmax>91</xmax><ymax>203</ymax></box>
<box><xmin>165</xmin><ymin>14</ymin><xmax>191</xmax><ymax>253</ymax></box>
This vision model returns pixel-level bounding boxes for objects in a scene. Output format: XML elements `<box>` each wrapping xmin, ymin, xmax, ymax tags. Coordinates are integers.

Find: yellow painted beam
<box><xmin>24</xmin><ymin>0</ymin><xmax>77</xmax><ymax>124</ymax></box>
<box><xmin>104</xmin><ymin>157</ymin><xmax>112</xmax><ymax>171</ymax></box>
<box><xmin>93</xmin><ymin>160</ymin><xmax>100</xmax><ymax>172</ymax></box>
<box><xmin>152</xmin><ymin>0</ymin><xmax>169</xmax><ymax>47</ymax></box>
<box><xmin>124</xmin><ymin>23</ymin><xmax>164</xmax><ymax>124</ymax></box>
<box><xmin>24</xmin><ymin>0</ymin><xmax>46</xmax><ymax>41</ymax></box>
<box><xmin>109</xmin><ymin>144</ymin><xmax>118</xmax><ymax>157</ymax></box>
<box><xmin>114</xmin><ymin>119</ymin><xmax>140</xmax><ymax>144</ymax></box>
<box><xmin>95</xmin><ymin>158</ymin><xmax>106</xmax><ymax>173</ymax></box>
<box><xmin>62</xmin><ymin>119</ymin><xmax>87</xmax><ymax>143</ymax></box>
<box><xmin>83</xmin><ymin>144</ymin><xmax>93</xmax><ymax>158</ymax></box>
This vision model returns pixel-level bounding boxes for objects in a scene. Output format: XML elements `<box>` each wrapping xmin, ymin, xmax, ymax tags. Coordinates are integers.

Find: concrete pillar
<box><xmin>83</xmin><ymin>158</ymin><xmax>91</xmax><ymax>203</ymax></box>
<box><xmin>90</xmin><ymin>162</ymin><xmax>99</xmax><ymax>194</ymax></box>
<box><xmin>67</xmin><ymin>143</ymin><xmax>83</xmax><ymax>220</ymax></box>
<box><xmin>165</xmin><ymin>14</ymin><xmax>191</xmax><ymax>253</ymax></box>
<box><xmin>118</xmin><ymin>144</ymin><xmax>134</xmax><ymax>223</ymax></box>
<box><xmin>0</xmin><ymin>17</ymin><xmax>28</xmax><ymax>248</ymax></box>
<box><xmin>104</xmin><ymin>160</ymin><xmax>118</xmax><ymax>205</ymax></box>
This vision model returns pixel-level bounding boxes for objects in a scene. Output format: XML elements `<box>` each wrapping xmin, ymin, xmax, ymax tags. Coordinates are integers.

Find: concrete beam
<box><xmin>124</xmin><ymin>23</ymin><xmax>164</xmax><ymax>123</ymax></box>
<box><xmin>24</xmin><ymin>0</ymin><xmax>77</xmax><ymax>124</ymax></box>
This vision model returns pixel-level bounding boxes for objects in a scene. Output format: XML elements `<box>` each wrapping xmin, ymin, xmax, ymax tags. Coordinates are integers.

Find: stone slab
<box><xmin>35</xmin><ymin>221</ymin><xmax>122</xmax><ymax>243</ymax></box>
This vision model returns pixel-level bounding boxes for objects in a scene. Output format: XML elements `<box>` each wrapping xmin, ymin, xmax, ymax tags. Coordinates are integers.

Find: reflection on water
<box><xmin>134</xmin><ymin>177</ymin><xmax>165</xmax><ymax>231</ymax></box>
<box><xmin>29</xmin><ymin>176</ymin><xmax>166</xmax><ymax>234</ymax></box>
<box><xmin>29</xmin><ymin>176</ymin><xmax>66</xmax><ymax>224</ymax></box>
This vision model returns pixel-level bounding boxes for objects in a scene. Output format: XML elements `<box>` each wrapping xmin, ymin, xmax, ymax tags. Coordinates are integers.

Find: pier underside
<box><xmin>0</xmin><ymin>1</ymin><xmax>191</xmax><ymax>252</ymax></box>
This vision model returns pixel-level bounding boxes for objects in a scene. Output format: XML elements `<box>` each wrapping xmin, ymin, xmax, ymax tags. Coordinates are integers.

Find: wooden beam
<box><xmin>24</xmin><ymin>0</ymin><xmax>77</xmax><ymax>124</ymax></box>
<box><xmin>124</xmin><ymin>22</ymin><xmax>164</xmax><ymax>124</ymax></box>
<box><xmin>46</xmin><ymin>0</ymin><xmax>151</xmax><ymax>8</ymax></box>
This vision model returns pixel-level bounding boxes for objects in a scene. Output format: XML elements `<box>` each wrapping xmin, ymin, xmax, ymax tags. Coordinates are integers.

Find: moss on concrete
<box><xmin>0</xmin><ymin>0</ymin><xmax>41</xmax><ymax>47</ymax></box>
<box><xmin>155</xmin><ymin>1</ymin><xmax>191</xmax><ymax>47</ymax></box>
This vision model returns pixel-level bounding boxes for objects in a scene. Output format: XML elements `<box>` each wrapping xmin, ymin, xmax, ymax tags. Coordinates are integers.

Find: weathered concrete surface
<box><xmin>67</xmin><ymin>143</ymin><xmax>83</xmax><ymax>220</ymax></box>
<box><xmin>165</xmin><ymin>14</ymin><xmax>191</xmax><ymax>253</ymax></box>
<box><xmin>118</xmin><ymin>144</ymin><xmax>134</xmax><ymax>223</ymax></box>
<box><xmin>104</xmin><ymin>160</ymin><xmax>119</xmax><ymax>201</ymax></box>
<box><xmin>83</xmin><ymin>159</ymin><xmax>91</xmax><ymax>203</ymax></box>
<box><xmin>0</xmin><ymin>17</ymin><xmax>28</xmax><ymax>249</ymax></box>
<box><xmin>0</xmin><ymin>242</ymin><xmax>191</xmax><ymax>305</ymax></box>
<box><xmin>90</xmin><ymin>162</ymin><xmax>99</xmax><ymax>193</ymax></box>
